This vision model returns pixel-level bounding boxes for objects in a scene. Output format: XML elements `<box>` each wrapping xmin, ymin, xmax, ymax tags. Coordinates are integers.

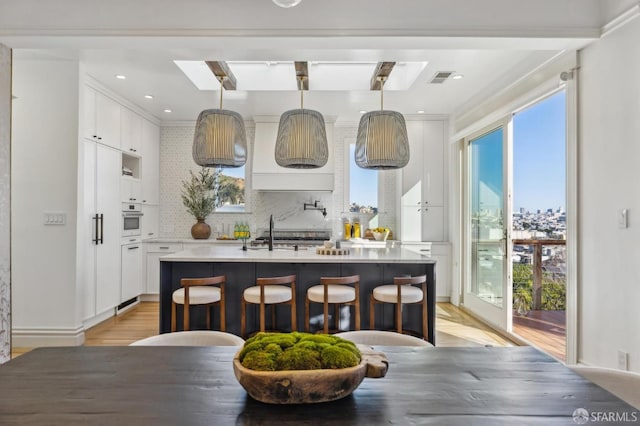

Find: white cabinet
<box><xmin>121</xmin><ymin>242</ymin><xmax>143</xmax><ymax>302</ymax></box>
<box><xmin>145</xmin><ymin>243</ymin><xmax>183</xmax><ymax>295</ymax></box>
<box><xmin>121</xmin><ymin>177</ymin><xmax>142</xmax><ymax>203</ymax></box>
<box><xmin>141</xmin><ymin>119</ymin><xmax>160</xmax><ymax>205</ymax></box>
<box><xmin>121</xmin><ymin>107</ymin><xmax>142</xmax><ymax>154</ymax></box>
<box><xmin>83</xmin><ymin>85</ymin><xmax>121</xmax><ymax>150</ymax></box>
<box><xmin>79</xmin><ymin>140</ymin><xmax>122</xmax><ymax>320</ymax></box>
<box><xmin>402</xmin><ymin>242</ymin><xmax>451</xmax><ymax>301</ymax></box>
<box><xmin>141</xmin><ymin>204</ymin><xmax>159</xmax><ymax>239</ymax></box>
<box><xmin>401</xmin><ymin>119</ymin><xmax>447</xmax><ymax>242</ymax></box>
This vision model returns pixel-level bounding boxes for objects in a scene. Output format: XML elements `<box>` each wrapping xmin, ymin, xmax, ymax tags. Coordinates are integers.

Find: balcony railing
<box><xmin>512</xmin><ymin>239</ymin><xmax>566</xmax><ymax>311</ymax></box>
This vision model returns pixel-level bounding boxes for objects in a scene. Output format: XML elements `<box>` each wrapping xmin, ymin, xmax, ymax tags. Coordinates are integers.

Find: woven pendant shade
<box><xmin>192</xmin><ymin>109</ymin><xmax>247</xmax><ymax>168</ymax></box>
<box><xmin>355</xmin><ymin>110</ymin><xmax>409</xmax><ymax>170</ymax></box>
<box><xmin>275</xmin><ymin>108</ymin><xmax>328</xmax><ymax>169</ymax></box>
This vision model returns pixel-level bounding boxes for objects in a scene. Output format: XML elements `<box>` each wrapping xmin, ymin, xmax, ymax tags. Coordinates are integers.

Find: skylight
<box><xmin>174</xmin><ymin>61</ymin><xmax>427</xmax><ymax>91</ymax></box>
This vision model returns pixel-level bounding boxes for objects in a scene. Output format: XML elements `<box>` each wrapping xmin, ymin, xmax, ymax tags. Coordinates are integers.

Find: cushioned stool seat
<box><xmin>307</xmin><ymin>285</ymin><xmax>356</xmax><ymax>304</ymax></box>
<box><xmin>243</xmin><ymin>285</ymin><xmax>293</xmax><ymax>305</ymax></box>
<box><xmin>172</xmin><ymin>286</ymin><xmax>221</xmax><ymax>305</ymax></box>
<box><xmin>372</xmin><ymin>285</ymin><xmax>423</xmax><ymax>304</ymax></box>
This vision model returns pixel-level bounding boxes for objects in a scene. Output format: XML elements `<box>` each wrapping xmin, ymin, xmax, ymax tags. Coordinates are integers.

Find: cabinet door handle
<box><xmin>99</xmin><ymin>213</ymin><xmax>104</xmax><ymax>244</ymax></box>
<box><xmin>92</xmin><ymin>214</ymin><xmax>99</xmax><ymax>244</ymax></box>
<box><xmin>159</xmin><ymin>246</ymin><xmax>170</xmax><ymax>249</ymax></box>
<box><xmin>148</xmin><ymin>232</ymin><xmax>154</xmax><ymax>236</ymax></box>
<box><xmin>128</xmin><ymin>246</ymin><xmax>140</xmax><ymax>250</ymax></box>
<box><xmin>97</xmin><ymin>137</ymin><xmax>102</xmax><ymax>140</ymax></box>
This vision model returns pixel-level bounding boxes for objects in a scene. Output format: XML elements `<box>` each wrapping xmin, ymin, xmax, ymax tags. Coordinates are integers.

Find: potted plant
<box><xmin>181</xmin><ymin>167</ymin><xmax>216</xmax><ymax>239</ymax></box>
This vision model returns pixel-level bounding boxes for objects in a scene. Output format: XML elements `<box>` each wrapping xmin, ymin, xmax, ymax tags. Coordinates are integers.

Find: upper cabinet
<box><xmin>83</xmin><ymin>85</ymin><xmax>121</xmax><ymax>150</ymax></box>
<box><xmin>141</xmin><ymin>119</ymin><xmax>160</xmax><ymax>205</ymax></box>
<box><xmin>252</xmin><ymin>117</ymin><xmax>335</xmax><ymax>191</ymax></box>
<box><xmin>400</xmin><ymin>119</ymin><xmax>447</xmax><ymax>242</ymax></box>
<box><xmin>121</xmin><ymin>107</ymin><xmax>142</xmax><ymax>155</ymax></box>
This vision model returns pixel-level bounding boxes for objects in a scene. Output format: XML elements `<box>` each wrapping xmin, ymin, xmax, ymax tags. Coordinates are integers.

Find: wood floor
<box><xmin>513</xmin><ymin>310</ymin><xmax>566</xmax><ymax>361</ymax></box>
<box><xmin>11</xmin><ymin>302</ymin><xmax>516</xmax><ymax>358</ymax></box>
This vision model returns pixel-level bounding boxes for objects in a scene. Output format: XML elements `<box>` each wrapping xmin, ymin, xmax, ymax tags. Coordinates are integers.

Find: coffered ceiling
<box><xmin>1</xmin><ymin>0</ymin><xmax>635</xmax><ymax>122</ymax></box>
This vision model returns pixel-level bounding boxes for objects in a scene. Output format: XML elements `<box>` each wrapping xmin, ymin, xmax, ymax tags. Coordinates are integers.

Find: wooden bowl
<box><xmin>233</xmin><ymin>345</ymin><xmax>388</xmax><ymax>404</ymax></box>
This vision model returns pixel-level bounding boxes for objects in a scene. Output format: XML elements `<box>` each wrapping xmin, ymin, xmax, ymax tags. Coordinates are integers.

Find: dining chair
<box><xmin>570</xmin><ymin>366</ymin><xmax>640</xmax><ymax>409</ymax></box>
<box><xmin>241</xmin><ymin>274</ymin><xmax>297</xmax><ymax>338</ymax></box>
<box><xmin>370</xmin><ymin>274</ymin><xmax>428</xmax><ymax>340</ymax></box>
<box><xmin>334</xmin><ymin>330</ymin><xmax>433</xmax><ymax>347</ymax></box>
<box><xmin>171</xmin><ymin>275</ymin><xmax>226</xmax><ymax>332</ymax></box>
<box><xmin>306</xmin><ymin>275</ymin><xmax>360</xmax><ymax>333</ymax></box>
<box><xmin>129</xmin><ymin>330</ymin><xmax>245</xmax><ymax>346</ymax></box>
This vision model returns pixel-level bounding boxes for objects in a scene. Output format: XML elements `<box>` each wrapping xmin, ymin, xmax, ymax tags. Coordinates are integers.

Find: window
<box><xmin>214</xmin><ymin>165</ymin><xmax>245</xmax><ymax>212</ymax></box>
<box><xmin>348</xmin><ymin>143</ymin><xmax>378</xmax><ymax>214</ymax></box>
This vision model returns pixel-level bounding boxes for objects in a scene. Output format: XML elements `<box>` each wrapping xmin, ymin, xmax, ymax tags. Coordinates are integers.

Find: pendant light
<box><xmin>355</xmin><ymin>75</ymin><xmax>410</xmax><ymax>170</ymax></box>
<box><xmin>193</xmin><ymin>72</ymin><xmax>247</xmax><ymax>168</ymax></box>
<box><xmin>275</xmin><ymin>66</ymin><xmax>328</xmax><ymax>169</ymax></box>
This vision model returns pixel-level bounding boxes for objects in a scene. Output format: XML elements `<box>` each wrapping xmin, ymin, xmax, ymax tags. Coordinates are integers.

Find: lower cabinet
<box><xmin>402</xmin><ymin>242</ymin><xmax>451</xmax><ymax>301</ymax></box>
<box><xmin>121</xmin><ymin>242</ymin><xmax>143</xmax><ymax>303</ymax></box>
<box><xmin>145</xmin><ymin>243</ymin><xmax>183</xmax><ymax>295</ymax></box>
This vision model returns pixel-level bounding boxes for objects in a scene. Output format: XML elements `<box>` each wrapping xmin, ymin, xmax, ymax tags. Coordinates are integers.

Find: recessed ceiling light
<box><xmin>359</xmin><ymin>110</ymin><xmax>367</xmax><ymax>114</ymax></box>
<box><xmin>417</xmin><ymin>110</ymin><xmax>425</xmax><ymax>114</ymax></box>
<box><xmin>272</xmin><ymin>0</ymin><xmax>302</xmax><ymax>8</ymax></box>
<box><xmin>115</xmin><ymin>74</ymin><xmax>127</xmax><ymax>80</ymax></box>
<box><xmin>164</xmin><ymin>109</ymin><xmax>172</xmax><ymax>113</ymax></box>
<box><xmin>452</xmin><ymin>74</ymin><xmax>464</xmax><ymax>80</ymax></box>
<box><xmin>144</xmin><ymin>95</ymin><xmax>154</xmax><ymax>99</ymax></box>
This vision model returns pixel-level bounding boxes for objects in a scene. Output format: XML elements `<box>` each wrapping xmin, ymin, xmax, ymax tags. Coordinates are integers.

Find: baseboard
<box><xmin>436</xmin><ymin>296</ymin><xmax>450</xmax><ymax>303</ymax></box>
<box><xmin>139</xmin><ymin>293</ymin><xmax>159</xmax><ymax>302</ymax></box>
<box><xmin>83</xmin><ymin>308</ymin><xmax>116</xmax><ymax>330</ymax></box>
<box><xmin>12</xmin><ymin>326</ymin><xmax>85</xmax><ymax>348</ymax></box>
<box><xmin>117</xmin><ymin>299</ymin><xmax>140</xmax><ymax>315</ymax></box>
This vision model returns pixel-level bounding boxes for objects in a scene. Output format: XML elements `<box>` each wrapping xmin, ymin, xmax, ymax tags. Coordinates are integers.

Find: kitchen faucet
<box><xmin>268</xmin><ymin>214</ymin><xmax>274</xmax><ymax>251</ymax></box>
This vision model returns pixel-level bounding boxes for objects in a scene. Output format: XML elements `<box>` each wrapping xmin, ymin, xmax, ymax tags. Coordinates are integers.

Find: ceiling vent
<box><xmin>429</xmin><ymin>71</ymin><xmax>454</xmax><ymax>84</ymax></box>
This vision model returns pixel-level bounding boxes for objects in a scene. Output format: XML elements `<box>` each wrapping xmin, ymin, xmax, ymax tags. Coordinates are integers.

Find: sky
<box><xmin>513</xmin><ymin>90</ymin><xmax>566</xmax><ymax>212</ymax></box>
<box><xmin>349</xmin><ymin>144</ymin><xmax>378</xmax><ymax>207</ymax></box>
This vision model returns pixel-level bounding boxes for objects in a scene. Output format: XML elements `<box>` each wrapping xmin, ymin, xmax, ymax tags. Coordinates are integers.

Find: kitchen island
<box><xmin>160</xmin><ymin>246</ymin><xmax>437</xmax><ymax>344</ymax></box>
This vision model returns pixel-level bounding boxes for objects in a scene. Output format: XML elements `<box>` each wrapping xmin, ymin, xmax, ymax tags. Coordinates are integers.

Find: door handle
<box><xmin>128</xmin><ymin>246</ymin><xmax>140</xmax><ymax>250</ymax></box>
<box><xmin>99</xmin><ymin>214</ymin><xmax>104</xmax><ymax>244</ymax></box>
<box><xmin>92</xmin><ymin>214</ymin><xmax>99</xmax><ymax>244</ymax></box>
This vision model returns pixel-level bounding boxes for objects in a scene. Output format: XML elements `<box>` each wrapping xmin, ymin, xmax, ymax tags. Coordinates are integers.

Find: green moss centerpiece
<box><xmin>232</xmin><ymin>332</ymin><xmax>388</xmax><ymax>404</ymax></box>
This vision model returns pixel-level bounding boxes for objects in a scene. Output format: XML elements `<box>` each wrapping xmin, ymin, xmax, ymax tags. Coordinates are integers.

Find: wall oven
<box><xmin>122</xmin><ymin>202</ymin><xmax>143</xmax><ymax>237</ymax></box>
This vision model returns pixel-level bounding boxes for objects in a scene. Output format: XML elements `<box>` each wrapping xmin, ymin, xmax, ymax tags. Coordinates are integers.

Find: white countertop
<box><xmin>160</xmin><ymin>245</ymin><xmax>436</xmax><ymax>264</ymax></box>
<box><xmin>144</xmin><ymin>238</ymin><xmax>242</xmax><ymax>244</ymax></box>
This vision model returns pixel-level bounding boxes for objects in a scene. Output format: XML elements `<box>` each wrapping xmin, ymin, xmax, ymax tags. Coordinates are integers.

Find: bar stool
<box><xmin>171</xmin><ymin>275</ymin><xmax>226</xmax><ymax>332</ymax></box>
<box><xmin>370</xmin><ymin>275</ymin><xmax>427</xmax><ymax>340</ymax></box>
<box><xmin>241</xmin><ymin>274</ymin><xmax>297</xmax><ymax>338</ymax></box>
<box><xmin>305</xmin><ymin>275</ymin><xmax>360</xmax><ymax>333</ymax></box>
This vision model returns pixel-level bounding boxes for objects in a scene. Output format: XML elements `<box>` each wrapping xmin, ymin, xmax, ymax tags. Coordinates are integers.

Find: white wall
<box><xmin>11</xmin><ymin>57</ymin><xmax>81</xmax><ymax>343</ymax></box>
<box><xmin>0</xmin><ymin>44</ymin><xmax>11</xmax><ymax>362</ymax></box>
<box><xmin>578</xmin><ymin>17</ymin><xmax>640</xmax><ymax>372</ymax></box>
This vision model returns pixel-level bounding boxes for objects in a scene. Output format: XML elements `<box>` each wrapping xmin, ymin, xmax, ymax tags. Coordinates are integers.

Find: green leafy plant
<box><xmin>181</xmin><ymin>168</ymin><xmax>217</xmax><ymax>220</ymax></box>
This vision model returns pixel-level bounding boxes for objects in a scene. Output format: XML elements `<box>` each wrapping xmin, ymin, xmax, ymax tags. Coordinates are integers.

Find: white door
<box><xmin>80</xmin><ymin>140</ymin><xmax>97</xmax><ymax>320</ymax></box>
<box><xmin>463</xmin><ymin>119</ymin><xmax>513</xmax><ymax>331</ymax></box>
<box><xmin>95</xmin><ymin>144</ymin><xmax>122</xmax><ymax>313</ymax></box>
<box><xmin>121</xmin><ymin>243</ymin><xmax>143</xmax><ymax>302</ymax></box>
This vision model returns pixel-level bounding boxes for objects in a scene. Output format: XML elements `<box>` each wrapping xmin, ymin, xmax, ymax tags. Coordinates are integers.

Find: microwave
<box><xmin>122</xmin><ymin>203</ymin><xmax>143</xmax><ymax>237</ymax></box>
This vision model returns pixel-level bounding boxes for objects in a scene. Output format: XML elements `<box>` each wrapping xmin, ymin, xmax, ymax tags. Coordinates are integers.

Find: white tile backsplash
<box><xmin>159</xmin><ymin>121</ymin><xmax>397</xmax><ymax>241</ymax></box>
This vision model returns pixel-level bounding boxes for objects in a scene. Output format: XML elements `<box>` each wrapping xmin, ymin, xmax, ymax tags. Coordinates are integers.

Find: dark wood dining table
<box><xmin>0</xmin><ymin>346</ymin><xmax>636</xmax><ymax>425</ymax></box>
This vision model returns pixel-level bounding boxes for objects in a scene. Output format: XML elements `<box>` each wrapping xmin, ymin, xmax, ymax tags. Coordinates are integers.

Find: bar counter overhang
<box><xmin>160</xmin><ymin>246</ymin><xmax>437</xmax><ymax>343</ymax></box>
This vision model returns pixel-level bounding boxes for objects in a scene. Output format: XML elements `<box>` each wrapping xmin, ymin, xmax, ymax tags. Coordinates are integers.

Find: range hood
<box><xmin>252</xmin><ymin>116</ymin><xmax>334</xmax><ymax>191</ymax></box>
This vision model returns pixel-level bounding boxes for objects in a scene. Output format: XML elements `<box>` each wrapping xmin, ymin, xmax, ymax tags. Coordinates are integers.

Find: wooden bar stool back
<box><xmin>305</xmin><ymin>275</ymin><xmax>360</xmax><ymax>333</ymax></box>
<box><xmin>171</xmin><ymin>275</ymin><xmax>226</xmax><ymax>332</ymax></box>
<box><xmin>370</xmin><ymin>274</ymin><xmax>427</xmax><ymax>340</ymax></box>
<box><xmin>241</xmin><ymin>274</ymin><xmax>297</xmax><ymax>338</ymax></box>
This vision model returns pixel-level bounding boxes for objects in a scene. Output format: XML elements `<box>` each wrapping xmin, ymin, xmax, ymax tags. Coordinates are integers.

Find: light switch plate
<box><xmin>43</xmin><ymin>211</ymin><xmax>66</xmax><ymax>225</ymax></box>
<box><xmin>618</xmin><ymin>209</ymin><xmax>628</xmax><ymax>229</ymax></box>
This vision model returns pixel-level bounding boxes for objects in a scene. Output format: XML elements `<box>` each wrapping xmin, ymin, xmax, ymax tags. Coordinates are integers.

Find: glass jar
<box><xmin>353</xmin><ymin>218</ymin><xmax>361</xmax><ymax>239</ymax></box>
<box><xmin>343</xmin><ymin>218</ymin><xmax>352</xmax><ymax>240</ymax></box>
